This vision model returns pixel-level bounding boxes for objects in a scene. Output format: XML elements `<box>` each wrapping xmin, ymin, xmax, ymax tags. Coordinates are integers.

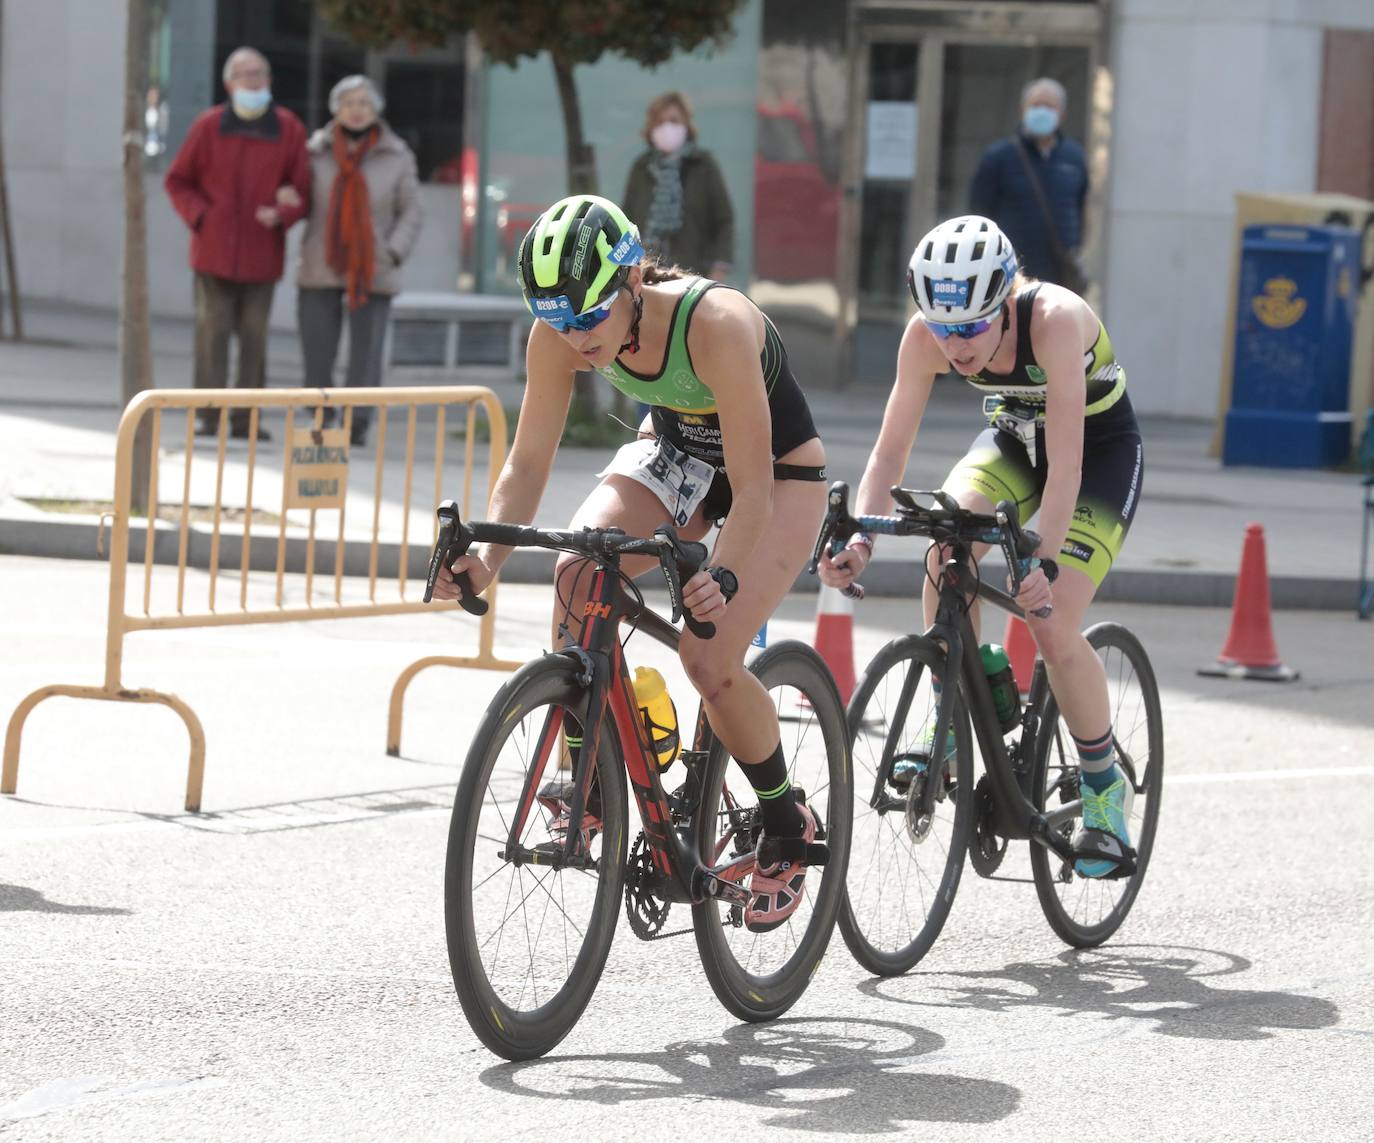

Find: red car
<box><xmin>754</xmin><ymin>101</ymin><xmax>841</xmax><ymax>283</ymax></box>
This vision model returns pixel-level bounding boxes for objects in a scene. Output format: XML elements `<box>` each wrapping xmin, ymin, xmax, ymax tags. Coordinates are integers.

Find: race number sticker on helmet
<box><xmin>531</xmin><ymin>295</ymin><xmax>576</xmax><ymax>320</ymax></box>
<box><xmin>609</xmin><ymin>232</ymin><xmax>644</xmax><ymax>265</ymax></box>
<box><xmin>931</xmin><ymin>279</ymin><xmax>971</xmax><ymax>308</ymax></box>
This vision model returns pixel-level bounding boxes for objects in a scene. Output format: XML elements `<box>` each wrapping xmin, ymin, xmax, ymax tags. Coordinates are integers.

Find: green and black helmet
<box><xmin>516</xmin><ymin>195</ymin><xmax>644</xmax><ymax>328</ymax></box>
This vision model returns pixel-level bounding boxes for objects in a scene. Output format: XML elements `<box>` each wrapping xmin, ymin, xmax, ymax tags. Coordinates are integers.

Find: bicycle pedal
<box><xmin>1071</xmin><ymin>830</ymin><xmax>1137</xmax><ymax>878</ymax></box>
<box><xmin>756</xmin><ymin>837</ymin><xmax>829</xmax><ymax>867</ymax></box>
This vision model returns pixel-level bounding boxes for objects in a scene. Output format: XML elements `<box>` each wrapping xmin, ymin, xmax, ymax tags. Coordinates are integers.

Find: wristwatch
<box><xmin>704</xmin><ymin>565</ymin><xmax>739</xmax><ymax>602</ymax></box>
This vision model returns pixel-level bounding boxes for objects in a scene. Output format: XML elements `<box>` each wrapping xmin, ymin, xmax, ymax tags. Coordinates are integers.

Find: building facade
<box><xmin>3</xmin><ymin>0</ymin><xmax>1373</xmax><ymax>419</ymax></box>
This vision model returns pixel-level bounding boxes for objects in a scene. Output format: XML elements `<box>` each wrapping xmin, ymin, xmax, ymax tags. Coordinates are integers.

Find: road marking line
<box><xmin>1168</xmin><ymin>765</ymin><xmax>1374</xmax><ymax>785</ymax></box>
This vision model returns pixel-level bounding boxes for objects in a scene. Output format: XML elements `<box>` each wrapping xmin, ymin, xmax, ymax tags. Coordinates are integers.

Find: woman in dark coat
<box><xmin>622</xmin><ymin>91</ymin><xmax>735</xmax><ymax>279</ymax></box>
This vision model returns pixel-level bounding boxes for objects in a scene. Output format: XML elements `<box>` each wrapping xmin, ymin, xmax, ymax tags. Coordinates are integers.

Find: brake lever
<box><xmin>424</xmin><ymin>499</ymin><xmax>488</xmax><ymax>615</ymax></box>
<box><xmin>654</xmin><ymin>526</ymin><xmax>716</xmax><ymax>639</ymax></box>
<box><xmin>996</xmin><ymin>503</ymin><xmax>1054</xmax><ymax>619</ymax></box>
<box><xmin>810</xmin><ymin>482</ymin><xmax>853</xmax><ymax>572</ymax></box>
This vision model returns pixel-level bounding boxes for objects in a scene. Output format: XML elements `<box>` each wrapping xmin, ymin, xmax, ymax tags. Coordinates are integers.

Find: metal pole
<box><xmin>0</xmin><ymin>0</ymin><xmax>25</xmax><ymax>339</ymax></box>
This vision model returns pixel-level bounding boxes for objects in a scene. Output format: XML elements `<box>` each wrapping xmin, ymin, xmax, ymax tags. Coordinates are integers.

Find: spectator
<box><xmin>622</xmin><ymin>91</ymin><xmax>734</xmax><ymax>279</ymax></box>
<box><xmin>164</xmin><ymin>47</ymin><xmax>309</xmax><ymax>440</ymax></box>
<box><xmin>969</xmin><ymin>77</ymin><xmax>1088</xmax><ymax>292</ymax></box>
<box><xmin>296</xmin><ymin>76</ymin><xmax>422</xmax><ymax>448</ymax></box>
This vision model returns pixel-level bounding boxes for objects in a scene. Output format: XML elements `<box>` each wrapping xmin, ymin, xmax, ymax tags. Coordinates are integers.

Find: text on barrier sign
<box><xmin>285</xmin><ymin>428</ymin><xmax>349</xmax><ymax>509</ymax></box>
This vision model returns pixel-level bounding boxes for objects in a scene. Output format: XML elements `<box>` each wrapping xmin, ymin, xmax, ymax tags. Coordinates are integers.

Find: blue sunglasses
<box><xmin>539</xmin><ymin>290</ymin><xmax>621</xmax><ymax>333</ymax></box>
<box><xmin>927</xmin><ymin>313</ymin><xmax>997</xmax><ymax>340</ymax></box>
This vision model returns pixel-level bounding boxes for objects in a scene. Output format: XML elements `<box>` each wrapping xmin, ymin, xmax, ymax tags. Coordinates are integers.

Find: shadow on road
<box><xmin>480</xmin><ymin>1016</ymin><xmax>1019</xmax><ymax>1131</ymax></box>
<box><xmin>0</xmin><ymin>883</ymin><xmax>131</xmax><ymax>915</ymax></box>
<box><xmin>859</xmin><ymin>944</ymin><xmax>1338</xmax><ymax>1042</ymax></box>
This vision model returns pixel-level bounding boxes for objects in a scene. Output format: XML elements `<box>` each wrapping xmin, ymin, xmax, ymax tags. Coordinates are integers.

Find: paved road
<box><xmin>2</xmin><ymin>556</ymin><xmax>1372</xmax><ymax>1140</ymax></box>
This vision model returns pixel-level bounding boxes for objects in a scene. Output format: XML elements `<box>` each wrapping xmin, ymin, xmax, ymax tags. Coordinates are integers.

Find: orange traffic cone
<box><xmin>1198</xmin><ymin>523</ymin><xmax>1299</xmax><ymax>682</ymax></box>
<box><xmin>812</xmin><ymin>584</ymin><xmax>856</xmax><ymax>705</ymax></box>
<box><xmin>1003</xmin><ymin>614</ymin><xmax>1038</xmax><ymax>696</ymax></box>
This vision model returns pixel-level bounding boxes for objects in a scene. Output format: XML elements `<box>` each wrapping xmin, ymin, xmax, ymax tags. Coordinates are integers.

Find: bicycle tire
<box><xmin>692</xmin><ymin>640</ymin><xmax>852</xmax><ymax>1021</ymax></box>
<box><xmin>444</xmin><ymin>656</ymin><xmax>628</xmax><ymax>1060</ymax></box>
<box><xmin>838</xmin><ymin>634</ymin><xmax>975</xmax><ymax>976</ymax></box>
<box><xmin>1029</xmin><ymin>621</ymin><xmax>1164</xmax><ymax>947</ymax></box>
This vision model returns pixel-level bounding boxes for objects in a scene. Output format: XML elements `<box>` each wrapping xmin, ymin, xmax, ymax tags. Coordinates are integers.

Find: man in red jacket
<box><xmin>165</xmin><ymin>47</ymin><xmax>310</xmax><ymax>440</ymax></box>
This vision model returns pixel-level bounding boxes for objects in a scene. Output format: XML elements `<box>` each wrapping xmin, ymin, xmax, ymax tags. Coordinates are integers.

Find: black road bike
<box><xmin>426</xmin><ymin>501</ymin><xmax>852</xmax><ymax>1059</ymax></box>
<box><xmin>811</xmin><ymin>483</ymin><xmax>1162</xmax><ymax>976</ymax></box>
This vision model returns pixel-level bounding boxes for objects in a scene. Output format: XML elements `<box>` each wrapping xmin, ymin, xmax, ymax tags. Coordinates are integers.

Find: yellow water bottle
<box><xmin>633</xmin><ymin>666</ymin><xmax>681</xmax><ymax>771</ymax></box>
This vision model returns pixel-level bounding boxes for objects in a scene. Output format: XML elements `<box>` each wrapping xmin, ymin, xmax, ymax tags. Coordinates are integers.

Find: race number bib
<box><xmin>598</xmin><ymin>438</ymin><xmax>717</xmax><ymax>526</ymax></box>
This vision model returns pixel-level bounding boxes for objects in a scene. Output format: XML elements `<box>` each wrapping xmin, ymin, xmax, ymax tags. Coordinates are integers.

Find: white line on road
<box><xmin>1167</xmin><ymin>765</ymin><xmax>1374</xmax><ymax>785</ymax></box>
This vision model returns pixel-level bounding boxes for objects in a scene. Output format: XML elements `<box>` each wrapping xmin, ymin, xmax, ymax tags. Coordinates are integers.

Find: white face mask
<box><xmin>650</xmin><ymin>121</ymin><xmax>688</xmax><ymax>153</ymax></box>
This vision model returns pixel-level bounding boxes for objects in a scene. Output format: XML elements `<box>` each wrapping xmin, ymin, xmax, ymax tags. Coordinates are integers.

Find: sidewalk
<box><xmin>1</xmin><ymin>300</ymin><xmax>1368</xmax><ymax>610</ymax></box>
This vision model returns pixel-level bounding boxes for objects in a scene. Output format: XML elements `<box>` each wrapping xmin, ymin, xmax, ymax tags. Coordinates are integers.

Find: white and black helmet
<box><xmin>907</xmin><ymin>215</ymin><xmax>1019</xmax><ymax>322</ymax></box>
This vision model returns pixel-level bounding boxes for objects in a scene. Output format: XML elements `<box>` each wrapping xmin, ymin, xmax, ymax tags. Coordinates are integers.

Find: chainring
<box><xmin>968</xmin><ymin>773</ymin><xmax>1008</xmax><ymax>878</ymax></box>
<box><xmin>624</xmin><ymin>832</ymin><xmax>672</xmax><ymax>940</ymax></box>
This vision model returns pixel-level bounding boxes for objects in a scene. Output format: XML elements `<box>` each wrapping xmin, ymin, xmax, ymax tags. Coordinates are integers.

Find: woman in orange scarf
<box><xmin>296</xmin><ymin>76</ymin><xmax>423</xmax><ymax>446</ymax></box>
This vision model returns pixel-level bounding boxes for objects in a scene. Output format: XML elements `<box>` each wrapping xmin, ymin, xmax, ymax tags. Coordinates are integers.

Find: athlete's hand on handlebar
<box><xmin>432</xmin><ymin>550</ymin><xmax>494</xmax><ymax>605</ymax></box>
<box><xmin>680</xmin><ymin>569</ymin><xmax>729</xmax><ymax>625</ymax></box>
<box><xmin>1011</xmin><ymin>562</ymin><xmax>1053</xmax><ymax>617</ymax></box>
<box><xmin>817</xmin><ymin>538</ymin><xmax>871</xmax><ymax>591</ymax></box>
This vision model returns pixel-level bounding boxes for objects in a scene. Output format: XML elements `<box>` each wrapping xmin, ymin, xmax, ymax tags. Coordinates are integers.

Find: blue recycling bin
<box><xmin>1224</xmin><ymin>223</ymin><xmax>1360</xmax><ymax>467</ymax></box>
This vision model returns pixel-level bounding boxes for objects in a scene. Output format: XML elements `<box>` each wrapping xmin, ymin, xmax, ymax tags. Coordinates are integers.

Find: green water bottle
<box><xmin>980</xmin><ymin>643</ymin><xmax>1021</xmax><ymax>733</ymax></box>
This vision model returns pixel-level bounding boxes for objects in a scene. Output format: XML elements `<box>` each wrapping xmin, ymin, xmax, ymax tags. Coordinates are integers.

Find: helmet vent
<box><xmin>972</xmin><ymin>240</ymin><xmax>986</xmax><ymax>260</ymax></box>
<box><xmin>944</xmin><ymin>242</ymin><xmax>958</xmax><ymax>263</ymax></box>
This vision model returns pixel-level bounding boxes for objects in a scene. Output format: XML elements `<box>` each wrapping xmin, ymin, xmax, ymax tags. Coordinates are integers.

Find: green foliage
<box><xmin>317</xmin><ymin>0</ymin><xmax>746</xmax><ymax>68</ymax></box>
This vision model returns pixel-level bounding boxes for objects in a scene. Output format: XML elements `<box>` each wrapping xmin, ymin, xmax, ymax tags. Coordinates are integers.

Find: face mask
<box><xmin>232</xmin><ymin>87</ymin><xmax>272</xmax><ymax>118</ymax></box>
<box><xmin>650</xmin><ymin>121</ymin><xmax>688</xmax><ymax>153</ymax></box>
<box><xmin>1022</xmin><ymin>105</ymin><xmax>1059</xmax><ymax>137</ymax></box>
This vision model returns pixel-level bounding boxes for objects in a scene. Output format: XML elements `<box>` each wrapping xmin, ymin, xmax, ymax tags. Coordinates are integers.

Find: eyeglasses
<box><xmin>926</xmin><ymin>313</ymin><xmax>997</xmax><ymax>340</ymax></box>
<box><xmin>539</xmin><ymin>291</ymin><xmax>621</xmax><ymax>333</ymax></box>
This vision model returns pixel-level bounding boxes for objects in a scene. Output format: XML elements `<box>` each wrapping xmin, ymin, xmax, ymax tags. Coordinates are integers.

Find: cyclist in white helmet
<box><xmin>818</xmin><ymin>214</ymin><xmax>1145</xmax><ymax>878</ymax></box>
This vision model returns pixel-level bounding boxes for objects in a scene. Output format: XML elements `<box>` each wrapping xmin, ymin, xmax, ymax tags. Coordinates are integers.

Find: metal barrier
<box><xmin>3</xmin><ymin>386</ymin><xmax>524</xmax><ymax>812</ymax></box>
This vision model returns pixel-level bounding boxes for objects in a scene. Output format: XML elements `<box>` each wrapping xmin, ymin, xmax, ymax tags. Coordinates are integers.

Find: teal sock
<box><xmin>1074</xmin><ymin>729</ymin><xmax>1118</xmax><ymax>793</ymax></box>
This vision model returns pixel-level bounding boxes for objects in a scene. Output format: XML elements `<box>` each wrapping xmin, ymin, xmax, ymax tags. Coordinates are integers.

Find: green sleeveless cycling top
<box><xmin>966</xmin><ymin>285</ymin><xmax>1127</xmax><ymax>419</ymax></box>
<box><xmin>592</xmin><ymin>277</ymin><xmax>817</xmax><ymax>466</ymax></box>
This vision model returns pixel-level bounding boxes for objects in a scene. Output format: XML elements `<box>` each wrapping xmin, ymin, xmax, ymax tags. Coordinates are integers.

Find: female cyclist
<box><xmin>432</xmin><ymin>194</ymin><xmax>828</xmax><ymax>928</ymax></box>
<box><xmin>818</xmin><ymin>215</ymin><xmax>1144</xmax><ymax>877</ymax></box>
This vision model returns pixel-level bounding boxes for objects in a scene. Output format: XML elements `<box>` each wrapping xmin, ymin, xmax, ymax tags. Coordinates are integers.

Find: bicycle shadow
<box><xmin>859</xmin><ymin>944</ymin><xmax>1338</xmax><ymax>1042</ymax></box>
<box><xmin>480</xmin><ymin>1016</ymin><xmax>1020</xmax><ymax>1132</ymax></box>
<box><xmin>0</xmin><ymin>883</ymin><xmax>131</xmax><ymax>915</ymax></box>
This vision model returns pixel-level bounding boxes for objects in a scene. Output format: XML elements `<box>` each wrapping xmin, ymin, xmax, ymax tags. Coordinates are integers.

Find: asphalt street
<box><xmin>2</xmin><ymin>556</ymin><xmax>1372</xmax><ymax>1141</ymax></box>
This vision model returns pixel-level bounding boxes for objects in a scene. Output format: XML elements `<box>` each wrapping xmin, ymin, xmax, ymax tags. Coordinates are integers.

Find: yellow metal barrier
<box><xmin>3</xmin><ymin>386</ymin><xmax>523</xmax><ymax>812</ymax></box>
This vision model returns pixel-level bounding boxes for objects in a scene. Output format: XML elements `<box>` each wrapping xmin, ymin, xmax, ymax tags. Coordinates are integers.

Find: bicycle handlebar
<box><xmin>808</xmin><ymin>481</ymin><xmax>1058</xmax><ymax>619</ymax></box>
<box><xmin>423</xmin><ymin>499</ymin><xmax>717</xmax><ymax>639</ymax></box>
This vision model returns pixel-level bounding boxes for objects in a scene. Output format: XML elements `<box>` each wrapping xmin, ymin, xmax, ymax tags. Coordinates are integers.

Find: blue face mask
<box><xmin>1023</xmin><ymin>105</ymin><xmax>1060</xmax><ymax>137</ymax></box>
<box><xmin>231</xmin><ymin>87</ymin><xmax>272</xmax><ymax>117</ymax></box>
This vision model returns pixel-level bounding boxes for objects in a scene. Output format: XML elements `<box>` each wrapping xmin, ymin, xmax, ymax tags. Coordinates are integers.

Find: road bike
<box><xmin>426</xmin><ymin>501</ymin><xmax>852</xmax><ymax>1059</ymax></box>
<box><xmin>811</xmin><ymin>483</ymin><xmax>1162</xmax><ymax>976</ymax></box>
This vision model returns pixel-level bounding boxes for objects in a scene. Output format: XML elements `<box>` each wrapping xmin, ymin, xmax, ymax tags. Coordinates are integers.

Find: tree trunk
<box><xmin>550</xmin><ymin>52</ymin><xmax>601</xmax><ymax>421</ymax></box>
<box><xmin>121</xmin><ymin>0</ymin><xmax>153</xmax><ymax>516</ymax></box>
<box><xmin>0</xmin><ymin>0</ymin><xmax>23</xmax><ymax>340</ymax></box>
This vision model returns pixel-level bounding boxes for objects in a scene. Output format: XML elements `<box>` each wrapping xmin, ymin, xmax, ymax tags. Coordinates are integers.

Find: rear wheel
<box><xmin>444</xmin><ymin>657</ymin><xmax>628</xmax><ymax>1060</ymax></box>
<box><xmin>1029</xmin><ymin>622</ymin><xmax>1163</xmax><ymax>947</ymax></box>
<box><xmin>692</xmin><ymin>641</ymin><xmax>852</xmax><ymax>1021</ymax></box>
<box><xmin>838</xmin><ymin>635</ymin><xmax>974</xmax><ymax>976</ymax></box>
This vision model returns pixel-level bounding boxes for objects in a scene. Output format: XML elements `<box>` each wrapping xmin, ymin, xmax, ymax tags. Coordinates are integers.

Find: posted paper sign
<box><xmin>285</xmin><ymin>428</ymin><xmax>349</xmax><ymax>510</ymax></box>
<box><xmin>865</xmin><ymin>101</ymin><xmax>917</xmax><ymax>181</ymax></box>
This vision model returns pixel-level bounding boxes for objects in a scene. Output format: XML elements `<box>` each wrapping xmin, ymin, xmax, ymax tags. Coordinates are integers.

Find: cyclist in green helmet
<box><xmin>432</xmin><ymin>193</ymin><xmax>828</xmax><ymax>930</ymax></box>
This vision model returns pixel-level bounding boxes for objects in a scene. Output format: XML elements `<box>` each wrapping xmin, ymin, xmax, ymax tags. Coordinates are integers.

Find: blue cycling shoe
<box><xmin>1073</xmin><ymin>766</ymin><xmax>1133</xmax><ymax>878</ymax></box>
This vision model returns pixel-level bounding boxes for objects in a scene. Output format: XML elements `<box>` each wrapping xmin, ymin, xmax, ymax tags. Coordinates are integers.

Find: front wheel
<box><xmin>692</xmin><ymin>640</ymin><xmax>852</xmax><ymax>1021</ymax></box>
<box><xmin>838</xmin><ymin>635</ymin><xmax>975</xmax><ymax>976</ymax></box>
<box><xmin>1029</xmin><ymin>621</ymin><xmax>1163</xmax><ymax>947</ymax></box>
<box><xmin>444</xmin><ymin>656</ymin><xmax>628</xmax><ymax>1060</ymax></box>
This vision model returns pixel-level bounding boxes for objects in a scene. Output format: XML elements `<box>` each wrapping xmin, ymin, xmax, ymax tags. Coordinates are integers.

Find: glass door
<box><xmin>839</xmin><ymin>4</ymin><xmax>1106</xmax><ymax>385</ymax></box>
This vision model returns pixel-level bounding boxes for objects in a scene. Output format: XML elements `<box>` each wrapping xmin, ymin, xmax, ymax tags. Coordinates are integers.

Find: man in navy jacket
<box><xmin>969</xmin><ymin>77</ymin><xmax>1088</xmax><ymax>289</ymax></box>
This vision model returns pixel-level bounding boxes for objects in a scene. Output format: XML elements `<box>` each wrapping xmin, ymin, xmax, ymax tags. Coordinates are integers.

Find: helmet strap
<box><xmin>619</xmin><ymin>291</ymin><xmax>644</xmax><ymax>355</ymax></box>
<box><xmin>988</xmin><ymin>301</ymin><xmax>1011</xmax><ymax>360</ymax></box>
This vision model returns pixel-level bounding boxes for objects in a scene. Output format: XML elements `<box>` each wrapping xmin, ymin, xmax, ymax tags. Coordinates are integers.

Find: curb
<box><xmin>1</xmin><ymin>511</ymin><xmax>1362</xmax><ymax>612</ymax></box>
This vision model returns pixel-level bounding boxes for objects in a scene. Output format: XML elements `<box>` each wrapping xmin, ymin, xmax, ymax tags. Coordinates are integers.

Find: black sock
<box><xmin>738</xmin><ymin>742</ymin><xmax>805</xmax><ymax>837</ymax></box>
